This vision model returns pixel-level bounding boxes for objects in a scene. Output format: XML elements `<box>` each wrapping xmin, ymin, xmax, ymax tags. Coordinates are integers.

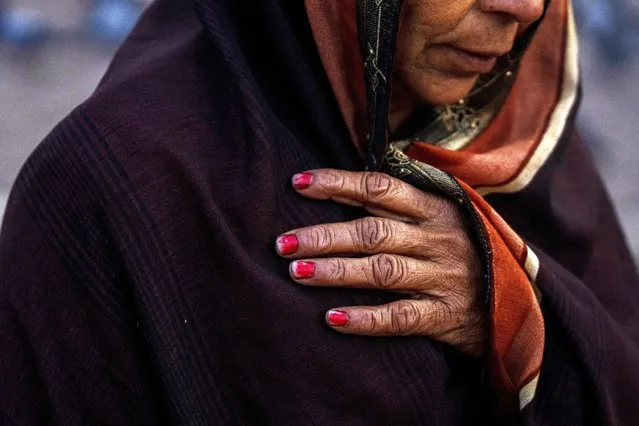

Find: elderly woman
<box><xmin>1</xmin><ymin>0</ymin><xmax>638</xmax><ymax>424</ymax></box>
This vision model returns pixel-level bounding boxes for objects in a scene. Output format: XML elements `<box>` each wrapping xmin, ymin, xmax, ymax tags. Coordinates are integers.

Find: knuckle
<box><xmin>431</xmin><ymin>228</ymin><xmax>470</xmax><ymax>261</ymax></box>
<box><xmin>432</xmin><ymin>232</ymin><xmax>481</xmax><ymax>288</ymax></box>
<box><xmin>436</xmin><ymin>301</ymin><xmax>456</xmax><ymax>325</ymax></box>
<box><xmin>417</xmin><ymin>194</ymin><xmax>455</xmax><ymax>221</ymax></box>
<box><xmin>388</xmin><ymin>301</ymin><xmax>423</xmax><ymax>335</ymax></box>
<box><xmin>306</xmin><ymin>226</ymin><xmax>333</xmax><ymax>251</ymax></box>
<box><xmin>364</xmin><ymin>310</ymin><xmax>383</xmax><ymax>333</ymax></box>
<box><xmin>443</xmin><ymin>260</ymin><xmax>471</xmax><ymax>285</ymax></box>
<box><xmin>448</xmin><ymin>228</ymin><xmax>473</xmax><ymax>253</ymax></box>
<box><xmin>321</xmin><ymin>171</ymin><xmax>347</xmax><ymax>192</ymax></box>
<box><xmin>424</xmin><ymin>262</ymin><xmax>453</xmax><ymax>297</ymax></box>
<box><xmin>327</xmin><ymin>258</ymin><xmax>347</xmax><ymax>282</ymax></box>
<box><xmin>355</xmin><ymin>217</ymin><xmax>394</xmax><ymax>252</ymax></box>
<box><xmin>361</xmin><ymin>172</ymin><xmax>396</xmax><ymax>202</ymax></box>
<box><xmin>370</xmin><ymin>254</ymin><xmax>407</xmax><ymax>289</ymax></box>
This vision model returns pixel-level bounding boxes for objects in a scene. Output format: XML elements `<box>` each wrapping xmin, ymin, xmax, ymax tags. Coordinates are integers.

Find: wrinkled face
<box><xmin>393</xmin><ymin>0</ymin><xmax>544</xmax><ymax>107</ymax></box>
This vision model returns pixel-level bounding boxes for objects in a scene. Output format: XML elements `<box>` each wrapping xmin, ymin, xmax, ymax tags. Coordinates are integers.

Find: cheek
<box><xmin>393</xmin><ymin>1</ymin><xmax>478</xmax><ymax>104</ymax></box>
<box><xmin>397</xmin><ymin>0</ymin><xmax>474</xmax><ymax>60</ymax></box>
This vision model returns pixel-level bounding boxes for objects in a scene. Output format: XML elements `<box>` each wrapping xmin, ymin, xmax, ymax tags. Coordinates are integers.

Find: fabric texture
<box><xmin>305</xmin><ymin>0</ymin><xmax>583</xmax><ymax>416</ymax></box>
<box><xmin>1</xmin><ymin>0</ymin><xmax>638</xmax><ymax>424</ymax></box>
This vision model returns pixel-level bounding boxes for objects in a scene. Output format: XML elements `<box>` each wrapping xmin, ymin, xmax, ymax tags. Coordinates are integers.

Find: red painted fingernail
<box><xmin>326</xmin><ymin>310</ymin><xmax>350</xmax><ymax>327</ymax></box>
<box><xmin>292</xmin><ymin>173</ymin><xmax>314</xmax><ymax>190</ymax></box>
<box><xmin>291</xmin><ymin>261</ymin><xmax>315</xmax><ymax>279</ymax></box>
<box><xmin>276</xmin><ymin>235</ymin><xmax>299</xmax><ymax>256</ymax></box>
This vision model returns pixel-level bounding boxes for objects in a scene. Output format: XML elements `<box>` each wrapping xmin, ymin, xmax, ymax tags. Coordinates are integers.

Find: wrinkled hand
<box><xmin>276</xmin><ymin>169</ymin><xmax>487</xmax><ymax>356</ymax></box>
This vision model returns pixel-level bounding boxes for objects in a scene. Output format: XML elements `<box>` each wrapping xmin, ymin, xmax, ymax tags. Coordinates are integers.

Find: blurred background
<box><xmin>0</xmin><ymin>0</ymin><xmax>638</xmax><ymax>262</ymax></box>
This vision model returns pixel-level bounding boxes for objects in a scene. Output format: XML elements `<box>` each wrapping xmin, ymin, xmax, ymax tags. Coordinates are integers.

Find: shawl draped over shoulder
<box><xmin>1</xmin><ymin>0</ymin><xmax>638</xmax><ymax>424</ymax></box>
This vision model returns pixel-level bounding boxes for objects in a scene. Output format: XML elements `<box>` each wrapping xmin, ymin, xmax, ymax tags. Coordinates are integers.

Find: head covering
<box><xmin>354</xmin><ymin>0</ymin><xmax>547</xmax><ymax>169</ymax></box>
<box><xmin>306</xmin><ymin>0</ymin><xmax>573</xmax><ymax>413</ymax></box>
<box><xmin>306</xmin><ymin>0</ymin><xmax>567</xmax><ymax>184</ymax></box>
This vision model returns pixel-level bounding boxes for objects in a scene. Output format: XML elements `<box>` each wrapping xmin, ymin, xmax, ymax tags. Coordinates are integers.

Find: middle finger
<box><xmin>276</xmin><ymin>217</ymin><xmax>433</xmax><ymax>259</ymax></box>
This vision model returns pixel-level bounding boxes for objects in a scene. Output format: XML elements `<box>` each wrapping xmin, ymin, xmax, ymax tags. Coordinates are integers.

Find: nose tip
<box><xmin>480</xmin><ymin>0</ymin><xmax>545</xmax><ymax>24</ymax></box>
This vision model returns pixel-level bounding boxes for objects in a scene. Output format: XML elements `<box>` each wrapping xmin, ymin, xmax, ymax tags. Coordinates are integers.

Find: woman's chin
<box><xmin>408</xmin><ymin>75</ymin><xmax>479</xmax><ymax>106</ymax></box>
<box><xmin>423</xmin><ymin>83</ymin><xmax>477</xmax><ymax>105</ymax></box>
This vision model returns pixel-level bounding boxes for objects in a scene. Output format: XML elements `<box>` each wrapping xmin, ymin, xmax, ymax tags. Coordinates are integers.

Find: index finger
<box><xmin>292</xmin><ymin>169</ymin><xmax>440</xmax><ymax>220</ymax></box>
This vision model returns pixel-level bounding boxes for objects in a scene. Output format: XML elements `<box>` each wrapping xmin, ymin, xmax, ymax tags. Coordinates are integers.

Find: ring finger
<box><xmin>289</xmin><ymin>254</ymin><xmax>441</xmax><ymax>294</ymax></box>
<box><xmin>277</xmin><ymin>217</ymin><xmax>436</xmax><ymax>259</ymax></box>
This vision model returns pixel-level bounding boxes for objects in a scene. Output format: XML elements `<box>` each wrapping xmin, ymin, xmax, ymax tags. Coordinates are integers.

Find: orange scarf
<box><xmin>305</xmin><ymin>0</ymin><xmax>579</xmax><ymax>414</ymax></box>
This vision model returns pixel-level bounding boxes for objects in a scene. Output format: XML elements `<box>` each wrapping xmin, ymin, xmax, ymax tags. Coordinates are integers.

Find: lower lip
<box><xmin>446</xmin><ymin>46</ymin><xmax>498</xmax><ymax>74</ymax></box>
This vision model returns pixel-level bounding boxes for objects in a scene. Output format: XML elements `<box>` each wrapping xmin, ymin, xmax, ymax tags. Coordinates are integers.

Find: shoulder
<box><xmin>82</xmin><ymin>2</ymin><xmax>221</xmax><ymax>159</ymax></box>
<box><xmin>18</xmin><ymin>3</ymin><xmax>229</xmax><ymax>214</ymax></box>
<box><xmin>7</xmin><ymin>0</ymin><xmax>282</xmax><ymax>236</ymax></box>
<box><xmin>10</xmin><ymin>108</ymin><xmax>104</xmax><ymax>213</ymax></box>
<box><xmin>6</xmin><ymin>108</ymin><xmax>119</xmax><ymax>252</ymax></box>
<box><xmin>73</xmin><ymin>1</ymin><xmax>258</xmax><ymax>191</ymax></box>
<box><xmin>0</xmin><ymin>108</ymin><xmax>127</xmax><ymax>313</ymax></box>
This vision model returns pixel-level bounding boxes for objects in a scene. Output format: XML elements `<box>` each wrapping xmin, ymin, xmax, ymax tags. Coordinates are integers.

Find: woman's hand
<box><xmin>276</xmin><ymin>169</ymin><xmax>487</xmax><ymax>356</ymax></box>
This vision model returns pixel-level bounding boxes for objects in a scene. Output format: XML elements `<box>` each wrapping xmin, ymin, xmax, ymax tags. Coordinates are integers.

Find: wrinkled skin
<box><xmin>277</xmin><ymin>0</ymin><xmax>545</xmax><ymax>353</ymax></box>
<box><xmin>390</xmin><ymin>0</ymin><xmax>545</xmax><ymax>127</ymax></box>
<box><xmin>277</xmin><ymin>170</ymin><xmax>486</xmax><ymax>356</ymax></box>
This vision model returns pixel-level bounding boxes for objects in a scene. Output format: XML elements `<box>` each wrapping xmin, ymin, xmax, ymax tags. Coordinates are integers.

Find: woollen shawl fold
<box><xmin>1</xmin><ymin>0</ymin><xmax>638</xmax><ymax>424</ymax></box>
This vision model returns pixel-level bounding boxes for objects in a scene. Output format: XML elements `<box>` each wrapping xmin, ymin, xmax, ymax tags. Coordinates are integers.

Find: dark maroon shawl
<box><xmin>1</xmin><ymin>0</ymin><xmax>638</xmax><ymax>424</ymax></box>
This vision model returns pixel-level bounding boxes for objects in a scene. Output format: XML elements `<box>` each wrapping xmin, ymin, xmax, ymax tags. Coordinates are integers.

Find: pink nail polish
<box><xmin>292</xmin><ymin>173</ymin><xmax>314</xmax><ymax>190</ymax></box>
<box><xmin>326</xmin><ymin>310</ymin><xmax>349</xmax><ymax>327</ymax></box>
<box><xmin>291</xmin><ymin>261</ymin><xmax>315</xmax><ymax>279</ymax></box>
<box><xmin>276</xmin><ymin>235</ymin><xmax>299</xmax><ymax>256</ymax></box>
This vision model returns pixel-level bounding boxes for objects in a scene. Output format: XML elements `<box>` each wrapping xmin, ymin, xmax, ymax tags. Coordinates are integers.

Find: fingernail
<box><xmin>291</xmin><ymin>261</ymin><xmax>315</xmax><ymax>279</ymax></box>
<box><xmin>326</xmin><ymin>310</ymin><xmax>350</xmax><ymax>327</ymax></box>
<box><xmin>276</xmin><ymin>235</ymin><xmax>299</xmax><ymax>256</ymax></box>
<box><xmin>292</xmin><ymin>173</ymin><xmax>314</xmax><ymax>190</ymax></box>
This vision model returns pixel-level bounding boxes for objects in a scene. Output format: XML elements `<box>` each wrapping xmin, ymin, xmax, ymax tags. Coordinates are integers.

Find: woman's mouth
<box><xmin>442</xmin><ymin>44</ymin><xmax>504</xmax><ymax>74</ymax></box>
